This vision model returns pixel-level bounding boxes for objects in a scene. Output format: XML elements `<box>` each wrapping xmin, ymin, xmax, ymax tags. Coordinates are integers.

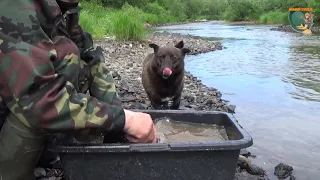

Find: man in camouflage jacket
<box><xmin>0</xmin><ymin>0</ymin><xmax>157</xmax><ymax>179</ymax></box>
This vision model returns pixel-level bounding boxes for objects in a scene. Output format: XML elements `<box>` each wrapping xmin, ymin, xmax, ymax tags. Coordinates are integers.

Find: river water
<box><xmin>156</xmin><ymin>21</ymin><xmax>320</xmax><ymax>180</ymax></box>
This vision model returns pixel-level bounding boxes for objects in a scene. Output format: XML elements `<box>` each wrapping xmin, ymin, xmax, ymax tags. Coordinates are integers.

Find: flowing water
<box><xmin>156</xmin><ymin>21</ymin><xmax>320</xmax><ymax>180</ymax></box>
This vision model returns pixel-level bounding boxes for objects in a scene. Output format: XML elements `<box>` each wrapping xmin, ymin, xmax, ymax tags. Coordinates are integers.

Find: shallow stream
<box><xmin>157</xmin><ymin>21</ymin><xmax>320</xmax><ymax>180</ymax></box>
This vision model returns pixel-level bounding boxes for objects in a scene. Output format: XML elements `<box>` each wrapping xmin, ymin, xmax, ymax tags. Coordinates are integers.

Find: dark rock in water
<box><xmin>238</xmin><ymin>155</ymin><xmax>266</xmax><ymax>177</ymax></box>
<box><xmin>213</xmin><ymin>42</ymin><xmax>223</xmax><ymax>50</ymax></box>
<box><xmin>238</xmin><ymin>155</ymin><xmax>250</xmax><ymax>169</ymax></box>
<box><xmin>227</xmin><ymin>104</ymin><xmax>236</xmax><ymax>112</ymax></box>
<box><xmin>246</xmin><ymin>164</ymin><xmax>266</xmax><ymax>176</ymax></box>
<box><xmin>274</xmin><ymin>163</ymin><xmax>294</xmax><ymax>179</ymax></box>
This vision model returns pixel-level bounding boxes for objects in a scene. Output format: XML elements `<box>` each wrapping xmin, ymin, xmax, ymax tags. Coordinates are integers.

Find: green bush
<box><xmin>201</xmin><ymin>0</ymin><xmax>228</xmax><ymax>20</ymax></box>
<box><xmin>79</xmin><ymin>2</ymin><xmax>115</xmax><ymax>39</ymax></box>
<box><xmin>142</xmin><ymin>13</ymin><xmax>160</xmax><ymax>24</ymax></box>
<box><xmin>184</xmin><ymin>0</ymin><xmax>206</xmax><ymax>19</ymax></box>
<box><xmin>111</xmin><ymin>11</ymin><xmax>146</xmax><ymax>41</ymax></box>
<box><xmin>143</xmin><ymin>2</ymin><xmax>177</xmax><ymax>24</ymax></box>
<box><xmin>99</xmin><ymin>0</ymin><xmax>126</xmax><ymax>8</ymax></box>
<box><xmin>307</xmin><ymin>0</ymin><xmax>320</xmax><ymax>22</ymax></box>
<box><xmin>223</xmin><ymin>0</ymin><xmax>259</xmax><ymax>21</ymax></box>
<box><xmin>143</xmin><ymin>2</ymin><xmax>166</xmax><ymax>15</ymax></box>
<box><xmin>259</xmin><ymin>11</ymin><xmax>289</xmax><ymax>24</ymax></box>
<box><xmin>165</xmin><ymin>0</ymin><xmax>188</xmax><ymax>21</ymax></box>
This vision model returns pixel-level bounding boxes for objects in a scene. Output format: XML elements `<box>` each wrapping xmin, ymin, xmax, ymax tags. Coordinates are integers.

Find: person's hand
<box><xmin>123</xmin><ymin>110</ymin><xmax>157</xmax><ymax>143</ymax></box>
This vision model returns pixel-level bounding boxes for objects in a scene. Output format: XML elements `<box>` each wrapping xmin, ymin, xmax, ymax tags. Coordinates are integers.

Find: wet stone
<box><xmin>274</xmin><ymin>163</ymin><xmax>294</xmax><ymax>179</ymax></box>
<box><xmin>246</xmin><ymin>164</ymin><xmax>265</xmax><ymax>176</ymax></box>
<box><xmin>238</xmin><ymin>155</ymin><xmax>251</xmax><ymax>169</ymax></box>
<box><xmin>204</xmin><ymin>99</ymin><xmax>214</xmax><ymax>105</ymax></box>
<box><xmin>227</xmin><ymin>104</ymin><xmax>236</xmax><ymax>112</ymax></box>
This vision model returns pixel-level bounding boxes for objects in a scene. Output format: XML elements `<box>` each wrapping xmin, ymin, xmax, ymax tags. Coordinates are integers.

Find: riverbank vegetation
<box><xmin>80</xmin><ymin>0</ymin><xmax>320</xmax><ymax>39</ymax></box>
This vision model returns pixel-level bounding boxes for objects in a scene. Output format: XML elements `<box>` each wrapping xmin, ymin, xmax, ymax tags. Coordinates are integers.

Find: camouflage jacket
<box><xmin>0</xmin><ymin>0</ymin><xmax>125</xmax><ymax>132</ymax></box>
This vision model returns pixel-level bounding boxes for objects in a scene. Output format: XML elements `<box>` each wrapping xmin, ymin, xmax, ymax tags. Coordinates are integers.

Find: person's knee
<box><xmin>0</xmin><ymin>114</ymin><xmax>44</xmax><ymax>180</ymax></box>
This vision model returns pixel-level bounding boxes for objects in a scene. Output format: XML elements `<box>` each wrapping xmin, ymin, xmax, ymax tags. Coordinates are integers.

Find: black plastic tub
<box><xmin>48</xmin><ymin>110</ymin><xmax>253</xmax><ymax>180</ymax></box>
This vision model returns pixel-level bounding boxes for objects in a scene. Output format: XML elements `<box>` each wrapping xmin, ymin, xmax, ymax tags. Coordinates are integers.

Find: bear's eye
<box><xmin>173</xmin><ymin>56</ymin><xmax>179</xmax><ymax>60</ymax></box>
<box><xmin>160</xmin><ymin>55</ymin><xmax>166</xmax><ymax>59</ymax></box>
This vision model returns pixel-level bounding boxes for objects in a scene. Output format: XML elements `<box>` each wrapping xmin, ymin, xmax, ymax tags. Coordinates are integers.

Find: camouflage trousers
<box><xmin>0</xmin><ymin>114</ymin><xmax>44</xmax><ymax>180</ymax></box>
<box><xmin>0</xmin><ymin>60</ymin><xmax>99</xmax><ymax>180</ymax></box>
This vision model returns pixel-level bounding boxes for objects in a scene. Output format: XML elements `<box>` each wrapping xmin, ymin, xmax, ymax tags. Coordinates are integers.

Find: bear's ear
<box><xmin>149</xmin><ymin>43</ymin><xmax>159</xmax><ymax>53</ymax></box>
<box><xmin>181</xmin><ymin>48</ymin><xmax>191</xmax><ymax>55</ymax></box>
<box><xmin>175</xmin><ymin>40</ymin><xmax>184</xmax><ymax>49</ymax></box>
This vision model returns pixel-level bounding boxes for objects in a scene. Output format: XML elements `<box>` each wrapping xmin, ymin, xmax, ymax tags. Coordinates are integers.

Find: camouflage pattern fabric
<box><xmin>1</xmin><ymin>0</ymin><xmax>126</xmax><ymax>179</ymax></box>
<box><xmin>0</xmin><ymin>0</ymin><xmax>125</xmax><ymax>134</ymax></box>
<box><xmin>0</xmin><ymin>113</ymin><xmax>44</xmax><ymax>180</ymax></box>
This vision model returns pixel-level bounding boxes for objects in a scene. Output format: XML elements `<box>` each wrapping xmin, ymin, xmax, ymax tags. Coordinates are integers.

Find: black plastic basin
<box><xmin>48</xmin><ymin>110</ymin><xmax>253</xmax><ymax>180</ymax></box>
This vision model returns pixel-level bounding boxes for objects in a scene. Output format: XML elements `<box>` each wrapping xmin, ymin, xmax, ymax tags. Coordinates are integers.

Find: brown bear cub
<box><xmin>142</xmin><ymin>41</ymin><xmax>191</xmax><ymax>109</ymax></box>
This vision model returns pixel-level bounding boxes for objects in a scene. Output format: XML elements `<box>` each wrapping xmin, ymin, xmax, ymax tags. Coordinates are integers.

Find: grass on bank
<box><xmin>111</xmin><ymin>11</ymin><xmax>145</xmax><ymax>41</ymax></box>
<box><xmin>79</xmin><ymin>2</ymin><xmax>114</xmax><ymax>39</ymax></box>
<box><xmin>79</xmin><ymin>2</ymin><xmax>147</xmax><ymax>40</ymax></box>
<box><xmin>259</xmin><ymin>11</ymin><xmax>289</xmax><ymax>24</ymax></box>
<box><xmin>79</xmin><ymin>2</ymin><xmax>182</xmax><ymax>40</ymax></box>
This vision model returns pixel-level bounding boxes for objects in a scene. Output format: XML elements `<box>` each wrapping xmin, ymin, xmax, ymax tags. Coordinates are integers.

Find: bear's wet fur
<box><xmin>142</xmin><ymin>40</ymin><xmax>191</xmax><ymax>109</ymax></box>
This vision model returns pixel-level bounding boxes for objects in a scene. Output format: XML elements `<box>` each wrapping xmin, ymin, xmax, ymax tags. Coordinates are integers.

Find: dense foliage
<box><xmin>83</xmin><ymin>0</ymin><xmax>319</xmax><ymax>22</ymax></box>
<box><xmin>79</xmin><ymin>0</ymin><xmax>319</xmax><ymax>39</ymax></box>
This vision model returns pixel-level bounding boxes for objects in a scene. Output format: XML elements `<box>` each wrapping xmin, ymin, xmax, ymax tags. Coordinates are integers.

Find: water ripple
<box><xmin>157</xmin><ymin>22</ymin><xmax>320</xmax><ymax>180</ymax></box>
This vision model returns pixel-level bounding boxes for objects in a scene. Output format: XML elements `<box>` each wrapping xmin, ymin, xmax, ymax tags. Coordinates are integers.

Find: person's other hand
<box><xmin>123</xmin><ymin>110</ymin><xmax>157</xmax><ymax>143</ymax></box>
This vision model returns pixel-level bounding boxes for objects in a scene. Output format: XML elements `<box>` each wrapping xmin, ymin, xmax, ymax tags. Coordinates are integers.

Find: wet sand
<box><xmin>155</xmin><ymin>117</ymin><xmax>229</xmax><ymax>143</ymax></box>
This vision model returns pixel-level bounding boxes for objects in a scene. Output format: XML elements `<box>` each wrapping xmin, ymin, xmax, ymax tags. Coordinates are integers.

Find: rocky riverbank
<box><xmin>35</xmin><ymin>31</ymin><xmax>287</xmax><ymax>180</ymax></box>
<box><xmin>96</xmin><ymin>31</ymin><xmax>231</xmax><ymax>112</ymax></box>
<box><xmin>270</xmin><ymin>24</ymin><xmax>320</xmax><ymax>33</ymax></box>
